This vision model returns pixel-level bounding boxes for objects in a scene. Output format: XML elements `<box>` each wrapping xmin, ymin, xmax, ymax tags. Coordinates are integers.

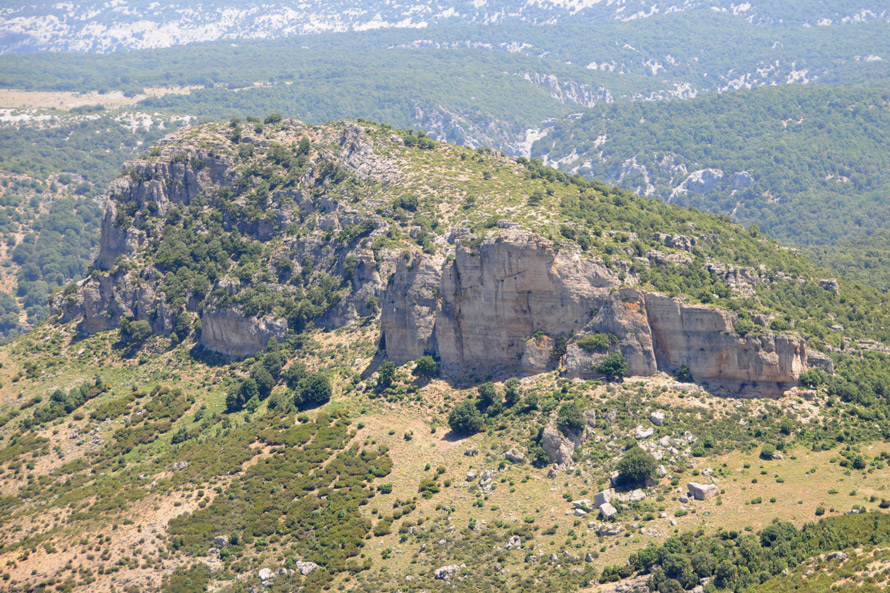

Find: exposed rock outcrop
<box><xmin>199</xmin><ymin>309</ymin><xmax>287</xmax><ymax>359</ymax></box>
<box><xmin>56</xmin><ymin>119</ymin><xmax>824</xmax><ymax>390</ymax></box>
<box><xmin>381</xmin><ymin>229</ymin><xmax>813</xmax><ymax>396</ymax></box>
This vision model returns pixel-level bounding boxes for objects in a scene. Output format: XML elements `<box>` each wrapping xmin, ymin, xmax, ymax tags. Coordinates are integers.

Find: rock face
<box><xmin>381</xmin><ymin>229</ymin><xmax>813</xmax><ymax>396</ymax></box>
<box><xmin>199</xmin><ymin>310</ymin><xmax>287</xmax><ymax>359</ymax></box>
<box><xmin>55</xmin><ymin>121</ymin><xmax>402</xmax><ymax>360</ymax></box>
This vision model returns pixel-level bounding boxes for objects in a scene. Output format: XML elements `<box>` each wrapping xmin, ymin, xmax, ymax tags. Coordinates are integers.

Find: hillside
<box><xmin>1</xmin><ymin>120</ymin><xmax>890</xmax><ymax>593</ymax></box>
<box><xmin>532</xmin><ymin>84</ymin><xmax>890</xmax><ymax>289</ymax></box>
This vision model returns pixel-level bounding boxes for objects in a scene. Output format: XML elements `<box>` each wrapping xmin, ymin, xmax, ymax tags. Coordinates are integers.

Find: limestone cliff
<box><xmin>380</xmin><ymin>229</ymin><xmax>812</xmax><ymax>397</ymax></box>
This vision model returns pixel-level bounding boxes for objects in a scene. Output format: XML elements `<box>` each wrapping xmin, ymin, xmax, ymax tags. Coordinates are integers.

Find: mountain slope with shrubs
<box><xmin>0</xmin><ymin>119</ymin><xmax>889</xmax><ymax>593</ymax></box>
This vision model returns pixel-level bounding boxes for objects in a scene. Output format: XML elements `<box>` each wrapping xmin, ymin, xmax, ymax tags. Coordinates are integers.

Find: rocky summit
<box><xmin>56</xmin><ymin>119</ymin><xmax>822</xmax><ymax>396</ymax></box>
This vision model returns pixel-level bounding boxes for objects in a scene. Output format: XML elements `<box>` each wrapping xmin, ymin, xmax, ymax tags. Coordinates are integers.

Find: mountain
<box><xmin>530</xmin><ymin>84</ymin><xmax>890</xmax><ymax>287</ymax></box>
<box><xmin>2</xmin><ymin>7</ymin><xmax>890</xmax><ymax>316</ymax></box>
<box><xmin>3</xmin><ymin>1</ymin><xmax>889</xmax><ymax>53</ymax></box>
<box><xmin>2</xmin><ymin>120</ymin><xmax>890</xmax><ymax>592</ymax></box>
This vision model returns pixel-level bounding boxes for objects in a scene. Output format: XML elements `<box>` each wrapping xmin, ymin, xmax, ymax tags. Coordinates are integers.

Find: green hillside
<box><xmin>0</xmin><ymin>121</ymin><xmax>889</xmax><ymax>592</ymax></box>
<box><xmin>532</xmin><ymin>84</ymin><xmax>890</xmax><ymax>288</ymax></box>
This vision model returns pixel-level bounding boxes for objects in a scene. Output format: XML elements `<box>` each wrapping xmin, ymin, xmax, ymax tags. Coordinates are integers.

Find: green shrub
<box><xmin>799</xmin><ymin>369</ymin><xmax>825</xmax><ymax>388</ymax></box>
<box><xmin>477</xmin><ymin>382</ymin><xmax>498</xmax><ymax>410</ymax></box>
<box><xmin>596</xmin><ymin>352</ymin><xmax>628</xmax><ymax>381</ymax></box>
<box><xmin>448</xmin><ymin>399</ymin><xmax>484</xmax><ymax>436</ymax></box>
<box><xmin>760</xmin><ymin>443</ymin><xmax>776</xmax><ymax>460</ymax></box>
<box><xmin>293</xmin><ymin>373</ymin><xmax>332</xmax><ymax>409</ymax></box>
<box><xmin>415</xmin><ymin>356</ymin><xmax>438</xmax><ymax>378</ymax></box>
<box><xmin>556</xmin><ymin>402</ymin><xmax>585</xmax><ymax>435</ymax></box>
<box><xmin>616</xmin><ymin>446</ymin><xmax>657</xmax><ymax>486</ymax></box>
<box><xmin>577</xmin><ymin>333</ymin><xmax>615</xmax><ymax>352</ymax></box>
<box><xmin>504</xmin><ymin>378</ymin><xmax>521</xmax><ymax>406</ymax></box>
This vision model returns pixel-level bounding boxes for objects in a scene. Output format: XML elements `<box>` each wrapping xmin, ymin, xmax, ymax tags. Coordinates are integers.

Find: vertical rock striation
<box><xmin>381</xmin><ymin>229</ymin><xmax>811</xmax><ymax>397</ymax></box>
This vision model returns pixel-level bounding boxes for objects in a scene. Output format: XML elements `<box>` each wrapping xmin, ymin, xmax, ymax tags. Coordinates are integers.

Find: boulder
<box><xmin>595</xmin><ymin>523</ymin><xmax>625</xmax><ymax>537</ymax></box>
<box><xmin>593</xmin><ymin>489</ymin><xmax>616</xmax><ymax>507</ymax></box>
<box><xmin>600</xmin><ymin>502</ymin><xmax>618</xmax><ymax>519</ymax></box>
<box><xmin>212</xmin><ymin>535</ymin><xmax>229</xmax><ymax>548</ymax></box>
<box><xmin>572</xmin><ymin>499</ymin><xmax>593</xmax><ymax>511</ymax></box>
<box><xmin>434</xmin><ymin>564</ymin><xmax>465</xmax><ymax>580</ymax></box>
<box><xmin>295</xmin><ymin>561</ymin><xmax>319</xmax><ymax>576</ymax></box>
<box><xmin>687</xmin><ymin>482</ymin><xmax>718</xmax><ymax>500</ymax></box>
<box><xmin>634</xmin><ymin>426</ymin><xmax>654</xmax><ymax>439</ymax></box>
<box><xmin>540</xmin><ymin>426</ymin><xmax>576</xmax><ymax>466</ymax></box>
<box><xmin>504</xmin><ymin>535</ymin><xmax>521</xmax><ymax>550</ymax></box>
<box><xmin>650</xmin><ymin>411</ymin><xmax>665</xmax><ymax>426</ymax></box>
<box><xmin>505</xmin><ymin>449</ymin><xmax>525</xmax><ymax>463</ymax></box>
<box><xmin>258</xmin><ymin>568</ymin><xmax>274</xmax><ymax>582</ymax></box>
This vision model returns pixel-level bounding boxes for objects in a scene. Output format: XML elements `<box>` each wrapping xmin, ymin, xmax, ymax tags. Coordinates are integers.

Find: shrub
<box><xmin>263</xmin><ymin>113</ymin><xmax>283</xmax><ymax>124</ymax></box>
<box><xmin>556</xmin><ymin>402</ymin><xmax>585</xmax><ymax>435</ymax></box>
<box><xmin>294</xmin><ymin>373</ymin><xmax>332</xmax><ymax>409</ymax></box>
<box><xmin>418</xmin><ymin>478</ymin><xmax>440</xmax><ymax>499</ymax></box>
<box><xmin>596</xmin><ymin>352</ymin><xmax>628</xmax><ymax>381</ymax></box>
<box><xmin>760</xmin><ymin>443</ymin><xmax>776</xmax><ymax>460</ymax></box>
<box><xmin>477</xmin><ymin>382</ymin><xmax>498</xmax><ymax>410</ymax></box>
<box><xmin>676</xmin><ymin>365</ymin><xmax>693</xmax><ymax>383</ymax></box>
<box><xmin>616</xmin><ymin>446</ymin><xmax>657</xmax><ymax>486</ymax></box>
<box><xmin>577</xmin><ymin>333</ymin><xmax>614</xmax><ymax>352</ymax></box>
<box><xmin>448</xmin><ymin>399</ymin><xmax>484</xmax><ymax>436</ymax></box>
<box><xmin>504</xmin><ymin>378</ymin><xmax>521</xmax><ymax>406</ymax></box>
<box><xmin>415</xmin><ymin>356</ymin><xmax>438</xmax><ymax>378</ymax></box>
<box><xmin>120</xmin><ymin>318</ymin><xmax>152</xmax><ymax>344</ymax></box>
<box><xmin>735</xmin><ymin>317</ymin><xmax>755</xmax><ymax>336</ymax></box>
<box><xmin>799</xmin><ymin>369</ymin><xmax>825</xmax><ymax>388</ymax></box>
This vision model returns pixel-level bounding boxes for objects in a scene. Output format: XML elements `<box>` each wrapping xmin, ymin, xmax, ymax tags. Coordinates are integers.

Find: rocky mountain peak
<box><xmin>55</xmin><ymin>118</ymin><xmax>824</xmax><ymax>396</ymax></box>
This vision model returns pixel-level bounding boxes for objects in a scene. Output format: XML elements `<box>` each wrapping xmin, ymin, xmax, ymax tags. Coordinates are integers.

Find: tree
<box><xmin>172</xmin><ymin>312</ymin><xmax>192</xmax><ymax>341</ymax></box>
<box><xmin>262</xmin><ymin>351</ymin><xmax>284</xmax><ymax>379</ymax></box>
<box><xmin>225</xmin><ymin>383</ymin><xmax>246</xmax><ymax>413</ymax></box>
<box><xmin>294</xmin><ymin>373</ymin><xmax>332</xmax><ymax>409</ymax></box>
<box><xmin>504</xmin><ymin>378</ymin><xmax>521</xmax><ymax>407</ymax></box>
<box><xmin>556</xmin><ymin>402</ymin><xmax>585</xmax><ymax>435</ymax></box>
<box><xmin>415</xmin><ymin>356</ymin><xmax>438</xmax><ymax>378</ymax></box>
<box><xmin>448</xmin><ymin>399</ymin><xmax>484</xmax><ymax>436</ymax></box>
<box><xmin>616</xmin><ymin>446</ymin><xmax>657</xmax><ymax>486</ymax></box>
<box><xmin>377</xmin><ymin>361</ymin><xmax>396</xmax><ymax>390</ymax></box>
<box><xmin>476</xmin><ymin>382</ymin><xmax>498</xmax><ymax>410</ymax></box>
<box><xmin>120</xmin><ymin>318</ymin><xmax>152</xmax><ymax>345</ymax></box>
<box><xmin>283</xmin><ymin>362</ymin><xmax>307</xmax><ymax>389</ymax></box>
<box><xmin>596</xmin><ymin>351</ymin><xmax>628</xmax><ymax>381</ymax></box>
<box><xmin>240</xmin><ymin>378</ymin><xmax>259</xmax><ymax>403</ymax></box>
<box><xmin>263</xmin><ymin>112</ymin><xmax>283</xmax><ymax>124</ymax></box>
<box><xmin>250</xmin><ymin>364</ymin><xmax>275</xmax><ymax>400</ymax></box>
